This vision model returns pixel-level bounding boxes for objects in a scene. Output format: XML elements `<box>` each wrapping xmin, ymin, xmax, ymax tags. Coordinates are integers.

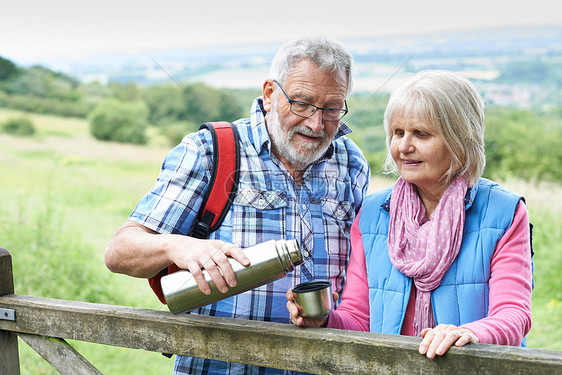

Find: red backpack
<box><xmin>148</xmin><ymin>121</ymin><xmax>241</xmax><ymax>304</ymax></box>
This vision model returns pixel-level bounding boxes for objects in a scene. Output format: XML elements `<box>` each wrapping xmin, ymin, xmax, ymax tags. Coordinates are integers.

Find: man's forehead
<box><xmin>284</xmin><ymin>65</ymin><xmax>347</xmax><ymax>98</ymax></box>
<box><xmin>286</xmin><ymin>60</ymin><xmax>346</xmax><ymax>82</ymax></box>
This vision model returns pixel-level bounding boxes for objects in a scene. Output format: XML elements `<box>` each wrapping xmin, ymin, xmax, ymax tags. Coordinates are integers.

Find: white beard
<box><xmin>267</xmin><ymin>100</ymin><xmax>334</xmax><ymax>171</ymax></box>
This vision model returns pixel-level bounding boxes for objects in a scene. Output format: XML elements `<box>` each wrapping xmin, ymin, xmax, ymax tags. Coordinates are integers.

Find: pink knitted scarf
<box><xmin>388</xmin><ymin>176</ymin><xmax>468</xmax><ymax>336</ymax></box>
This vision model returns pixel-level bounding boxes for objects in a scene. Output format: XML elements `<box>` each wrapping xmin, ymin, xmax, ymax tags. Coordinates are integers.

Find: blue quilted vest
<box><xmin>359</xmin><ymin>178</ymin><xmax>522</xmax><ymax>339</ymax></box>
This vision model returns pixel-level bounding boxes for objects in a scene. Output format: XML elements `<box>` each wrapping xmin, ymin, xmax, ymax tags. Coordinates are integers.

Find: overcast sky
<box><xmin>1</xmin><ymin>0</ymin><xmax>561</xmax><ymax>62</ymax></box>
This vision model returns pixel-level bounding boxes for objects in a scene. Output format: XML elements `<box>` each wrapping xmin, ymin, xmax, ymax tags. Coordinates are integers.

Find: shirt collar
<box><xmin>465</xmin><ymin>182</ymin><xmax>477</xmax><ymax>209</ymax></box>
<box><xmin>249</xmin><ymin>97</ymin><xmax>352</xmax><ymax>159</ymax></box>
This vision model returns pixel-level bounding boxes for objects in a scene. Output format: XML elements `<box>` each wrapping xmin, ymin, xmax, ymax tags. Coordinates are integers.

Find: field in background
<box><xmin>0</xmin><ymin>110</ymin><xmax>174</xmax><ymax>374</ymax></box>
<box><xmin>0</xmin><ymin>109</ymin><xmax>560</xmax><ymax>374</ymax></box>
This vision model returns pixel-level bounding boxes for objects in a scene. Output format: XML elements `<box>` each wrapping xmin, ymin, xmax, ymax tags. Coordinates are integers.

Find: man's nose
<box><xmin>304</xmin><ymin>109</ymin><xmax>324</xmax><ymax>133</ymax></box>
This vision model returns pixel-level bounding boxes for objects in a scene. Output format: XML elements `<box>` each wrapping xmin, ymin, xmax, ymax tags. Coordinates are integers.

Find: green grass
<box><xmin>524</xmin><ymin>198</ymin><xmax>562</xmax><ymax>349</ymax></box>
<box><xmin>0</xmin><ymin>108</ymin><xmax>90</xmax><ymax>138</ymax></box>
<box><xmin>0</xmin><ymin>108</ymin><xmax>560</xmax><ymax>373</ymax></box>
<box><xmin>528</xmin><ymin>210</ymin><xmax>562</xmax><ymax>350</ymax></box>
<box><xmin>0</xmin><ymin>108</ymin><xmax>172</xmax><ymax>374</ymax></box>
<box><xmin>496</xmin><ymin>179</ymin><xmax>562</xmax><ymax>351</ymax></box>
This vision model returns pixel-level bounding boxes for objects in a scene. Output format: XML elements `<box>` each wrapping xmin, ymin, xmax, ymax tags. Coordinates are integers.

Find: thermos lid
<box><xmin>275</xmin><ymin>239</ymin><xmax>303</xmax><ymax>272</ymax></box>
<box><xmin>286</xmin><ymin>239</ymin><xmax>304</xmax><ymax>266</ymax></box>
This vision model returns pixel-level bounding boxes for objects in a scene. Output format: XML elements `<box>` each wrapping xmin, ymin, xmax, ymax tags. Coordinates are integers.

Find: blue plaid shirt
<box><xmin>130</xmin><ymin>98</ymin><xmax>370</xmax><ymax>375</ymax></box>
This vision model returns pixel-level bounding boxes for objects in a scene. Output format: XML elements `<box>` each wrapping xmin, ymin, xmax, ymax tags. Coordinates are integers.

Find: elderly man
<box><xmin>105</xmin><ymin>36</ymin><xmax>370</xmax><ymax>374</ymax></box>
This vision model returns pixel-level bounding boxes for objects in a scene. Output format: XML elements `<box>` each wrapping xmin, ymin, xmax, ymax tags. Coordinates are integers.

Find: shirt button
<box><xmin>258</xmin><ymin>198</ymin><xmax>265</xmax><ymax>205</ymax></box>
<box><xmin>304</xmin><ymin>250</ymin><xmax>310</xmax><ymax>257</ymax></box>
<box><xmin>302</xmin><ymin>204</ymin><xmax>307</xmax><ymax>211</ymax></box>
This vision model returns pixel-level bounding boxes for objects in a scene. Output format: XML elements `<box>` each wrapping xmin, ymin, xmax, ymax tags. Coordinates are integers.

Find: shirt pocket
<box><xmin>231</xmin><ymin>188</ymin><xmax>288</xmax><ymax>247</ymax></box>
<box><xmin>320</xmin><ymin>198</ymin><xmax>355</xmax><ymax>258</ymax></box>
<box><xmin>321</xmin><ymin>198</ymin><xmax>354</xmax><ymax>221</ymax></box>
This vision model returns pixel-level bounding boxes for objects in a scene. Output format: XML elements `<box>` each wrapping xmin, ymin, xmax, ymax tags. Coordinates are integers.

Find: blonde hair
<box><xmin>383</xmin><ymin>70</ymin><xmax>486</xmax><ymax>186</ymax></box>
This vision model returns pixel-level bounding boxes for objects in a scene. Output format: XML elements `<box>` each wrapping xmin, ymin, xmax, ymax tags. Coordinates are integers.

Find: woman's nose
<box><xmin>398</xmin><ymin>135</ymin><xmax>414</xmax><ymax>153</ymax></box>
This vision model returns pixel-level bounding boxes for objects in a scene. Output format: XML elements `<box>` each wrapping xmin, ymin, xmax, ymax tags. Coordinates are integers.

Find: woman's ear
<box><xmin>262</xmin><ymin>80</ymin><xmax>275</xmax><ymax>113</ymax></box>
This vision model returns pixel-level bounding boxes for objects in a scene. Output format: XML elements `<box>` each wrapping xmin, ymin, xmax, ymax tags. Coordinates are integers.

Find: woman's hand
<box><xmin>419</xmin><ymin>324</ymin><xmax>479</xmax><ymax>358</ymax></box>
<box><xmin>286</xmin><ymin>289</ymin><xmax>339</xmax><ymax>328</ymax></box>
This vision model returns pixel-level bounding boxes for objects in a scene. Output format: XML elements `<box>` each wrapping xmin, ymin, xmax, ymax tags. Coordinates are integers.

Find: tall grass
<box><xmin>509</xmin><ymin>179</ymin><xmax>562</xmax><ymax>351</ymax></box>
<box><xmin>1</xmin><ymin>195</ymin><xmax>174</xmax><ymax>374</ymax></box>
<box><xmin>0</xmin><ymin>110</ymin><xmax>172</xmax><ymax>374</ymax></box>
<box><xmin>0</xmin><ymin>109</ymin><xmax>560</xmax><ymax>373</ymax></box>
<box><xmin>529</xmin><ymin>208</ymin><xmax>562</xmax><ymax>350</ymax></box>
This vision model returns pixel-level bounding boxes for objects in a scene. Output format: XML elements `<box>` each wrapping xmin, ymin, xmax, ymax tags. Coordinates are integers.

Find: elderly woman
<box><xmin>286</xmin><ymin>70</ymin><xmax>533</xmax><ymax>358</ymax></box>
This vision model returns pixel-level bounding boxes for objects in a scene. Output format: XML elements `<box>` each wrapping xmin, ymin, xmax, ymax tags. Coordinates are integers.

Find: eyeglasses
<box><xmin>273</xmin><ymin>80</ymin><xmax>348</xmax><ymax>122</ymax></box>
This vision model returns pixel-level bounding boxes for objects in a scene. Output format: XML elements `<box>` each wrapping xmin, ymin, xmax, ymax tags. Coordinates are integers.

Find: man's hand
<box><xmin>105</xmin><ymin>221</ymin><xmax>249</xmax><ymax>295</ymax></box>
<box><xmin>169</xmin><ymin>238</ymin><xmax>250</xmax><ymax>295</ymax></box>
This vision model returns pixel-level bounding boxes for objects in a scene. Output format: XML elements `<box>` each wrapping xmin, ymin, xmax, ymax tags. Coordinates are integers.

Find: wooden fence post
<box><xmin>0</xmin><ymin>248</ymin><xmax>20</xmax><ymax>375</ymax></box>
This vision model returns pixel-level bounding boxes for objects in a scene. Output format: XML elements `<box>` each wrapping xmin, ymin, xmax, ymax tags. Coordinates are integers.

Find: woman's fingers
<box><xmin>455</xmin><ymin>332</ymin><xmax>475</xmax><ymax>346</ymax></box>
<box><xmin>286</xmin><ymin>290</ymin><xmax>305</xmax><ymax>325</ymax></box>
<box><xmin>432</xmin><ymin>330</ymin><xmax>461</xmax><ymax>357</ymax></box>
<box><xmin>285</xmin><ymin>289</ymin><xmax>330</xmax><ymax>327</ymax></box>
<box><xmin>332</xmin><ymin>291</ymin><xmax>339</xmax><ymax>303</ymax></box>
<box><xmin>419</xmin><ymin>324</ymin><xmax>478</xmax><ymax>358</ymax></box>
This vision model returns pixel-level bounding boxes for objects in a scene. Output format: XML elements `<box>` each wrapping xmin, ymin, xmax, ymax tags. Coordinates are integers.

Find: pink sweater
<box><xmin>327</xmin><ymin>202</ymin><xmax>533</xmax><ymax>346</ymax></box>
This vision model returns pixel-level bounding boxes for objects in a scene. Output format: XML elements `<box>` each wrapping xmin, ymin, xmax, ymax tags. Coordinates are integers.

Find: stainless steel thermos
<box><xmin>161</xmin><ymin>239</ymin><xmax>303</xmax><ymax>314</ymax></box>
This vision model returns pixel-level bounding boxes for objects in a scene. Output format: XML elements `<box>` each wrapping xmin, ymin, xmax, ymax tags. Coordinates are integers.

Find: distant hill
<box><xmin>4</xmin><ymin>25</ymin><xmax>562</xmax><ymax>109</ymax></box>
<box><xmin>10</xmin><ymin>25</ymin><xmax>558</xmax><ymax>85</ymax></box>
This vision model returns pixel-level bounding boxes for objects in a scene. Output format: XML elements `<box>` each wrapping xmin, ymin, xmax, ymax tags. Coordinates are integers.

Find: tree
<box><xmin>142</xmin><ymin>85</ymin><xmax>186</xmax><ymax>125</ymax></box>
<box><xmin>217</xmin><ymin>91</ymin><xmax>242</xmax><ymax>122</ymax></box>
<box><xmin>1</xmin><ymin>65</ymin><xmax>80</xmax><ymax>101</ymax></box>
<box><xmin>484</xmin><ymin>106</ymin><xmax>562</xmax><ymax>183</ymax></box>
<box><xmin>0</xmin><ymin>56</ymin><xmax>18</xmax><ymax>81</ymax></box>
<box><xmin>1</xmin><ymin>117</ymin><xmax>36</xmax><ymax>136</ymax></box>
<box><xmin>143</xmin><ymin>82</ymin><xmax>244</xmax><ymax>126</ymax></box>
<box><xmin>108</xmin><ymin>82</ymin><xmax>142</xmax><ymax>102</ymax></box>
<box><xmin>89</xmin><ymin>99</ymin><xmax>148</xmax><ymax>144</ymax></box>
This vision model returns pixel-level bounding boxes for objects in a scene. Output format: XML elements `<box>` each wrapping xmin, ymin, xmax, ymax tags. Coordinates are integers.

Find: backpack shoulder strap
<box><xmin>190</xmin><ymin>121</ymin><xmax>241</xmax><ymax>238</ymax></box>
<box><xmin>148</xmin><ymin>121</ymin><xmax>240</xmax><ymax>304</ymax></box>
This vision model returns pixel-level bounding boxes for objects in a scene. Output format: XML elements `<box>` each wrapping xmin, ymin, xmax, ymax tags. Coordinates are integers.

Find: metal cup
<box><xmin>292</xmin><ymin>280</ymin><xmax>333</xmax><ymax>318</ymax></box>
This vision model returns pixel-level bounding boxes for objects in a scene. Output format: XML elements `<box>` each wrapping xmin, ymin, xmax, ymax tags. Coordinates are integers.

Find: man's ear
<box><xmin>262</xmin><ymin>80</ymin><xmax>275</xmax><ymax>113</ymax></box>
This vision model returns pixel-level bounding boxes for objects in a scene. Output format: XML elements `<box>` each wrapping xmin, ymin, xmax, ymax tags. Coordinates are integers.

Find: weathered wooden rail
<box><xmin>1</xmin><ymin>248</ymin><xmax>561</xmax><ymax>374</ymax></box>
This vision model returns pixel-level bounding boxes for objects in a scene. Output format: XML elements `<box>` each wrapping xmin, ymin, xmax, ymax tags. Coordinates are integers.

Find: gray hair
<box><xmin>269</xmin><ymin>36</ymin><xmax>354</xmax><ymax>95</ymax></box>
<box><xmin>383</xmin><ymin>70</ymin><xmax>486</xmax><ymax>186</ymax></box>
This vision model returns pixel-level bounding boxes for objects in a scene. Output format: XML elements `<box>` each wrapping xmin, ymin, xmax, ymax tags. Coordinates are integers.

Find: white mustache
<box><xmin>289</xmin><ymin>125</ymin><xmax>327</xmax><ymax>138</ymax></box>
